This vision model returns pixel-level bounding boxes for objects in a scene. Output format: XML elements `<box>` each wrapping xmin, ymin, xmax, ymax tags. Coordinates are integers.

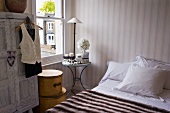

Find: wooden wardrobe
<box><xmin>0</xmin><ymin>12</ymin><xmax>39</xmax><ymax>113</ymax></box>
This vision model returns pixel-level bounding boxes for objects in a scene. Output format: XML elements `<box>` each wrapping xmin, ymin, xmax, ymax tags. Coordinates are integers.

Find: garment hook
<box><xmin>26</xmin><ymin>16</ymin><xmax>33</xmax><ymax>29</ymax></box>
<box><xmin>26</xmin><ymin>16</ymin><xmax>30</xmax><ymax>24</ymax></box>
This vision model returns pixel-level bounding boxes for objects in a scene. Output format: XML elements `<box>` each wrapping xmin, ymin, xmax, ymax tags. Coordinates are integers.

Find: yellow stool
<box><xmin>39</xmin><ymin>87</ymin><xmax>66</xmax><ymax>113</ymax></box>
<box><xmin>38</xmin><ymin>69</ymin><xmax>66</xmax><ymax>113</ymax></box>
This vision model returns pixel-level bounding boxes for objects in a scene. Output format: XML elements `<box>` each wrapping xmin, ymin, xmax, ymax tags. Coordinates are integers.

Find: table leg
<box><xmin>79</xmin><ymin>65</ymin><xmax>88</xmax><ymax>90</ymax></box>
<box><xmin>66</xmin><ymin>66</ymin><xmax>76</xmax><ymax>96</ymax></box>
<box><xmin>66</xmin><ymin>65</ymin><xmax>89</xmax><ymax>96</ymax></box>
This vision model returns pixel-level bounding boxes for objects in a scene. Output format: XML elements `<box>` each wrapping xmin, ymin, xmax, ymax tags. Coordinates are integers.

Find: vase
<box><xmin>5</xmin><ymin>0</ymin><xmax>27</xmax><ymax>13</ymax></box>
<box><xmin>81</xmin><ymin>50</ymin><xmax>89</xmax><ymax>63</ymax></box>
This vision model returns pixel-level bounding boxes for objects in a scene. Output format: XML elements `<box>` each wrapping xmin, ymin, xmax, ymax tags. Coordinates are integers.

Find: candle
<box><xmin>64</xmin><ymin>54</ymin><xmax>68</xmax><ymax>57</ymax></box>
<box><xmin>69</xmin><ymin>53</ymin><xmax>74</xmax><ymax>57</ymax></box>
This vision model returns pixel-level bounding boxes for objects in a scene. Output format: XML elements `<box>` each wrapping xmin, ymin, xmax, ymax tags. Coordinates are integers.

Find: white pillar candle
<box><xmin>69</xmin><ymin>53</ymin><xmax>74</xmax><ymax>57</ymax></box>
<box><xmin>64</xmin><ymin>54</ymin><xmax>68</xmax><ymax>57</ymax></box>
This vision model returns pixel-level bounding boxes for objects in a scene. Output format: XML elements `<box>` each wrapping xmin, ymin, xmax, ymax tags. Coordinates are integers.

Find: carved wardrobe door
<box><xmin>0</xmin><ymin>13</ymin><xmax>39</xmax><ymax>113</ymax></box>
<box><xmin>0</xmin><ymin>19</ymin><xmax>16</xmax><ymax>113</ymax></box>
<box><xmin>12</xmin><ymin>18</ymin><xmax>39</xmax><ymax>112</ymax></box>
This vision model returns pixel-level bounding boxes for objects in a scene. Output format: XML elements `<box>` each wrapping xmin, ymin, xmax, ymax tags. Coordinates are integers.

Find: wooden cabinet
<box><xmin>0</xmin><ymin>12</ymin><xmax>39</xmax><ymax>113</ymax></box>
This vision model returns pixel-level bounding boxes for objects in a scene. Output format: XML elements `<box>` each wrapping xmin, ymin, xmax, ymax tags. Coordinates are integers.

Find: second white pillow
<box><xmin>116</xmin><ymin>64</ymin><xmax>169</xmax><ymax>98</ymax></box>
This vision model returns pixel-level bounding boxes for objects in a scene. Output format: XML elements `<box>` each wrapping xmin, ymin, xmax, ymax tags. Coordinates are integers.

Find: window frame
<box><xmin>32</xmin><ymin>0</ymin><xmax>65</xmax><ymax>66</ymax></box>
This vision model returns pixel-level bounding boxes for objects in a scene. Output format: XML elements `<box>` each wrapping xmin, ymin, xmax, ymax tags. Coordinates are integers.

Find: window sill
<box><xmin>41</xmin><ymin>54</ymin><xmax>63</xmax><ymax>66</ymax></box>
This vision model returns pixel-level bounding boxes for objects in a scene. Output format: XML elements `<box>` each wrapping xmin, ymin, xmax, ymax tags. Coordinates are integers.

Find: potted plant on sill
<box><xmin>40</xmin><ymin>0</ymin><xmax>55</xmax><ymax>17</ymax></box>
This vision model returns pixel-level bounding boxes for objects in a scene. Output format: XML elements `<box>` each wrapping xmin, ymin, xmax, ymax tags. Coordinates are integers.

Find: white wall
<box><xmin>25</xmin><ymin>0</ymin><xmax>170</xmax><ymax>90</ymax></box>
<box><xmin>24</xmin><ymin>0</ymin><xmax>32</xmax><ymax>14</ymax></box>
<box><xmin>73</xmin><ymin>0</ymin><xmax>170</xmax><ymax>88</ymax></box>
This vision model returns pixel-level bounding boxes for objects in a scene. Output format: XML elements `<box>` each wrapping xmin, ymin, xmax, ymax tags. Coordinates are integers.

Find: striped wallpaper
<box><xmin>45</xmin><ymin>0</ymin><xmax>170</xmax><ymax>90</ymax></box>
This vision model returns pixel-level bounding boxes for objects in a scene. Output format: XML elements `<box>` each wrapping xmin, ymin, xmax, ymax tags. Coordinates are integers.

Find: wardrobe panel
<box><xmin>0</xmin><ymin>59</ymin><xmax>7</xmax><ymax>80</ymax></box>
<box><xmin>17</xmin><ymin>54</ymin><xmax>25</xmax><ymax>76</ymax></box>
<box><xmin>0</xmin><ymin>77</ymin><xmax>15</xmax><ymax>113</ymax></box>
<box><xmin>16</xmin><ymin>77</ymin><xmax>38</xmax><ymax>111</ymax></box>
<box><xmin>0</xmin><ymin>87</ymin><xmax>10</xmax><ymax>108</ymax></box>
<box><xmin>0</xmin><ymin>28</ymin><xmax>6</xmax><ymax>50</ymax></box>
<box><xmin>19</xmin><ymin>80</ymin><xmax>30</xmax><ymax>99</ymax></box>
<box><xmin>0</xmin><ymin>18</ymin><xmax>16</xmax><ymax>113</ymax></box>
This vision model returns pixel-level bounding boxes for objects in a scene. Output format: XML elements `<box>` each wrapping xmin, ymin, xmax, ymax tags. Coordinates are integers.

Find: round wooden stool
<box><xmin>38</xmin><ymin>69</ymin><xmax>66</xmax><ymax>113</ymax></box>
<box><xmin>39</xmin><ymin>87</ymin><xmax>66</xmax><ymax>113</ymax></box>
<box><xmin>38</xmin><ymin>69</ymin><xmax>63</xmax><ymax>96</ymax></box>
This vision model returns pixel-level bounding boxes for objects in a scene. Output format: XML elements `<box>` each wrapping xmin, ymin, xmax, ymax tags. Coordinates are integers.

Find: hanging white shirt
<box><xmin>19</xmin><ymin>23</ymin><xmax>41</xmax><ymax>64</ymax></box>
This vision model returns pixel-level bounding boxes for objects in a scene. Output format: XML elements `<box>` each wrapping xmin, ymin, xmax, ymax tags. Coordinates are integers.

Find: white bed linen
<box><xmin>93</xmin><ymin>79</ymin><xmax>170</xmax><ymax>111</ymax></box>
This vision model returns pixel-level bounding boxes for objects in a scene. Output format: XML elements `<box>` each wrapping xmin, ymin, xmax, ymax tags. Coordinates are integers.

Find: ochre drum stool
<box><xmin>38</xmin><ymin>69</ymin><xmax>66</xmax><ymax>113</ymax></box>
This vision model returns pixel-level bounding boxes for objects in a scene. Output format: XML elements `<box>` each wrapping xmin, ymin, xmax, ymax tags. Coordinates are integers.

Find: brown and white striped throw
<box><xmin>46</xmin><ymin>90</ymin><xmax>170</xmax><ymax>113</ymax></box>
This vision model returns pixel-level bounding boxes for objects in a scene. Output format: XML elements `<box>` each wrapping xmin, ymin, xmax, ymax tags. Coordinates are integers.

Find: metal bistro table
<box><xmin>62</xmin><ymin>62</ymin><xmax>91</xmax><ymax>96</ymax></box>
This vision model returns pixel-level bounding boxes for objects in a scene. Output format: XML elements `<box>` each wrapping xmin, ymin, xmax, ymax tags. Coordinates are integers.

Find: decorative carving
<box><xmin>7</xmin><ymin>51</ymin><xmax>16</xmax><ymax>67</ymax></box>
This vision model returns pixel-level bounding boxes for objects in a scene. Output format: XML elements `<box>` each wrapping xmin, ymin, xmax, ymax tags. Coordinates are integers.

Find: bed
<box><xmin>46</xmin><ymin>56</ymin><xmax>170</xmax><ymax>113</ymax></box>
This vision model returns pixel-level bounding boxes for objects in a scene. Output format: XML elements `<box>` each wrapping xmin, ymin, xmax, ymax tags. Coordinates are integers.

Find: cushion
<box><xmin>136</xmin><ymin>56</ymin><xmax>170</xmax><ymax>89</ymax></box>
<box><xmin>116</xmin><ymin>64</ymin><xmax>169</xmax><ymax>98</ymax></box>
<box><xmin>99</xmin><ymin>61</ymin><xmax>132</xmax><ymax>84</ymax></box>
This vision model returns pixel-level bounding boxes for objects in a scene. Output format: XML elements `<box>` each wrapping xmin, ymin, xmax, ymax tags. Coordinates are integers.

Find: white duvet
<box><xmin>93</xmin><ymin>79</ymin><xmax>170</xmax><ymax>111</ymax></box>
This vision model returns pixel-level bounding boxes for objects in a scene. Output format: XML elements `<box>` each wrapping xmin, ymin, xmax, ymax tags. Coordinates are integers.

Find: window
<box><xmin>33</xmin><ymin>0</ymin><xmax>64</xmax><ymax>65</ymax></box>
<box><xmin>47</xmin><ymin>34</ymin><xmax>55</xmax><ymax>45</ymax></box>
<box><xmin>47</xmin><ymin>22</ymin><xmax>54</xmax><ymax>30</ymax></box>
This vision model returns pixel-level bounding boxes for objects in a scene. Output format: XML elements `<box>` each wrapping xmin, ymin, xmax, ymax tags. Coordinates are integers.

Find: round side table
<box><xmin>62</xmin><ymin>62</ymin><xmax>91</xmax><ymax>96</ymax></box>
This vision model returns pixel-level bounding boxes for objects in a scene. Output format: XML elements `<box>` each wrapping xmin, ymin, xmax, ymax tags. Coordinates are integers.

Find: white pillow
<box><xmin>99</xmin><ymin>61</ymin><xmax>132</xmax><ymax>84</ymax></box>
<box><xmin>136</xmin><ymin>56</ymin><xmax>170</xmax><ymax>89</ymax></box>
<box><xmin>116</xmin><ymin>64</ymin><xmax>169</xmax><ymax>98</ymax></box>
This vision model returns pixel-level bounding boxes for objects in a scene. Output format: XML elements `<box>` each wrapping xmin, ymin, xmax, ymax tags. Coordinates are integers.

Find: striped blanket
<box><xmin>46</xmin><ymin>90</ymin><xmax>170</xmax><ymax>113</ymax></box>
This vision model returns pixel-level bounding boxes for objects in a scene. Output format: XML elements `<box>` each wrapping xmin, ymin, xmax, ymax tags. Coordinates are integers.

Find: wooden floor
<box><xmin>66</xmin><ymin>89</ymin><xmax>82</xmax><ymax>99</ymax></box>
<box><xmin>32</xmin><ymin>89</ymin><xmax>83</xmax><ymax>113</ymax></box>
